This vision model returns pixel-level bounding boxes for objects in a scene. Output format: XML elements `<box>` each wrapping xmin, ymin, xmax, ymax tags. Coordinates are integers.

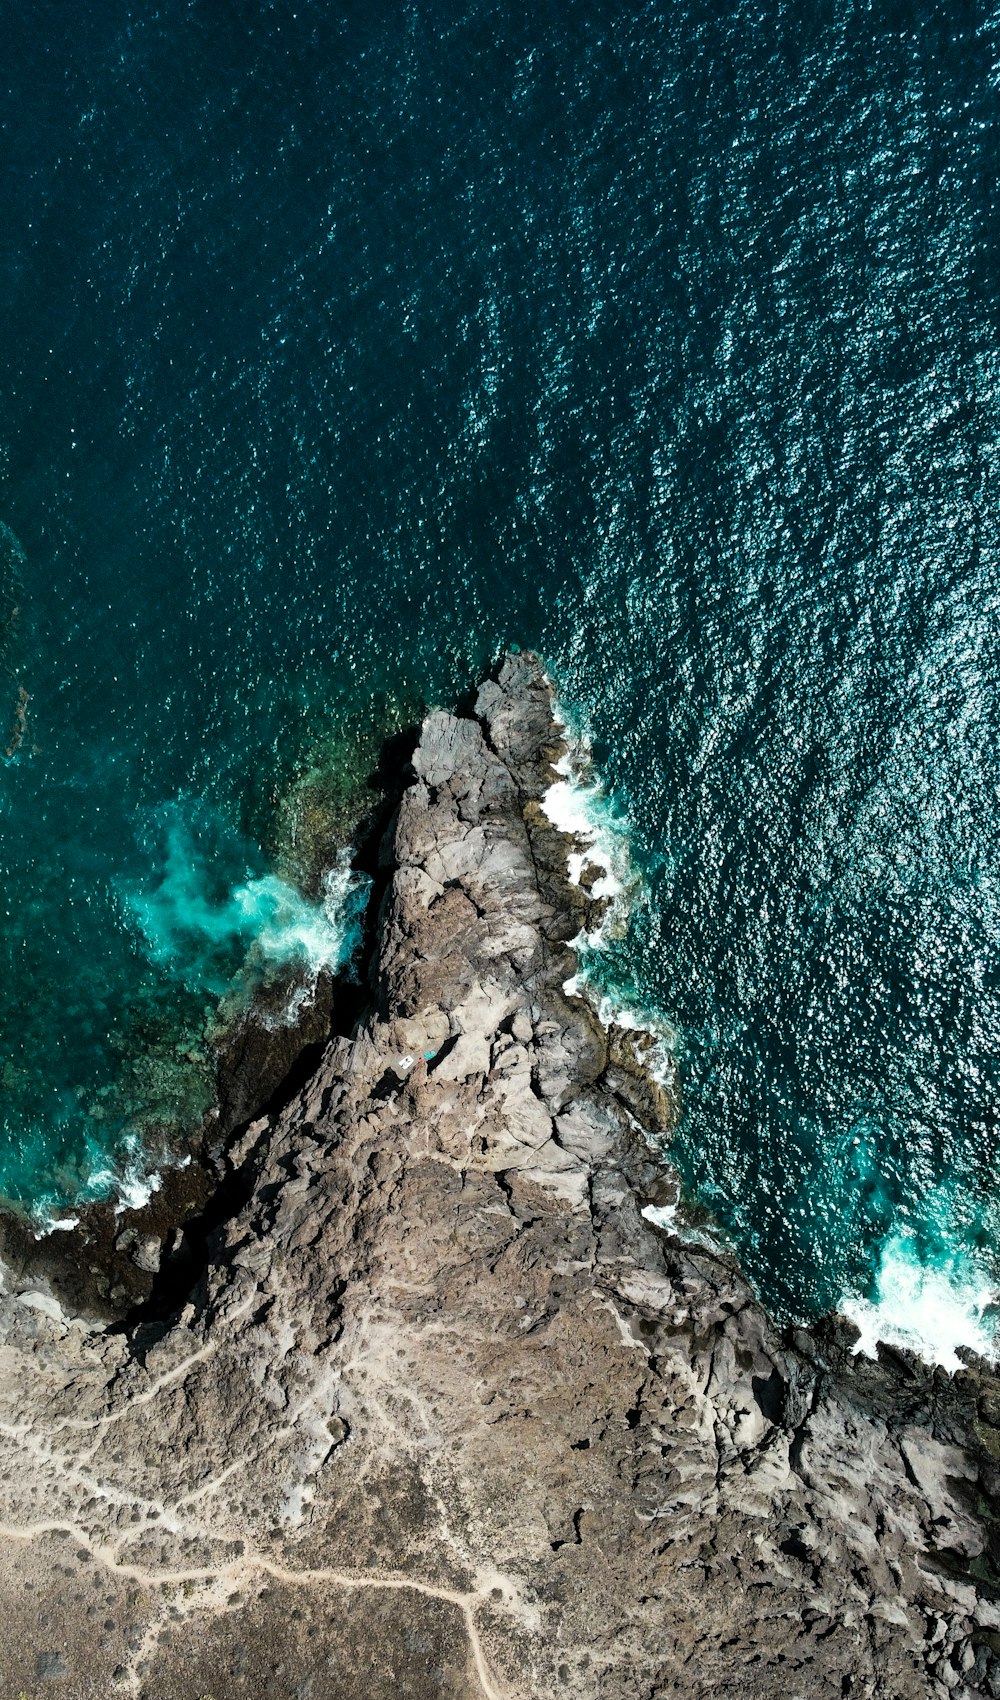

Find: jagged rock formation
<box><xmin>1</xmin><ymin>653</ymin><xmax>1000</xmax><ymax>1698</ymax></box>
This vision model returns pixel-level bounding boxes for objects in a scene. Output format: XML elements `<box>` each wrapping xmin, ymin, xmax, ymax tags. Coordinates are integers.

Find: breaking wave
<box><xmin>843</xmin><ymin>1234</ymin><xmax>997</xmax><ymax>1375</ymax></box>
<box><xmin>128</xmin><ymin>807</ymin><xmax>369</xmax><ymax>1011</ymax></box>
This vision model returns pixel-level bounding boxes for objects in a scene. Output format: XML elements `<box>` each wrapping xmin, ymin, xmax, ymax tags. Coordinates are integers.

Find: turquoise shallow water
<box><xmin>1</xmin><ymin>0</ymin><xmax>999</xmax><ymax>1356</ymax></box>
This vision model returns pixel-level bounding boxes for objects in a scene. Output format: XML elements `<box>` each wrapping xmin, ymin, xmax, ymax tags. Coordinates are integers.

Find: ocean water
<box><xmin>1</xmin><ymin>0</ymin><xmax>999</xmax><ymax>1358</ymax></box>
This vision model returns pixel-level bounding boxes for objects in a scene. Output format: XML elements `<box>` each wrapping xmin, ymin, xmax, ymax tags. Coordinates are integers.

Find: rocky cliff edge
<box><xmin>1</xmin><ymin>653</ymin><xmax>1000</xmax><ymax>1699</ymax></box>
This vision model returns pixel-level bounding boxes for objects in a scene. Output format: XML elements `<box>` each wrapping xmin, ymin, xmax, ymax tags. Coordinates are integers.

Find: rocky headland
<box><xmin>2</xmin><ymin>653</ymin><xmax>1000</xmax><ymax>1699</ymax></box>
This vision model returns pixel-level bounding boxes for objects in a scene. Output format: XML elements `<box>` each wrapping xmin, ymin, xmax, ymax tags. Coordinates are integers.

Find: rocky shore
<box><xmin>2</xmin><ymin>652</ymin><xmax>1000</xmax><ymax>1698</ymax></box>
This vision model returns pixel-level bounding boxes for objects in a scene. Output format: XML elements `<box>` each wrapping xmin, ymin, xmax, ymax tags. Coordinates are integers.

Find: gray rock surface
<box><xmin>0</xmin><ymin>651</ymin><xmax>999</xmax><ymax>1698</ymax></box>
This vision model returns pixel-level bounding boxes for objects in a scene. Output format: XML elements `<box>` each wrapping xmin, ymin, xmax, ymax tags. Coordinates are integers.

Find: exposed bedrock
<box><xmin>1</xmin><ymin>652</ymin><xmax>1000</xmax><ymax>1698</ymax></box>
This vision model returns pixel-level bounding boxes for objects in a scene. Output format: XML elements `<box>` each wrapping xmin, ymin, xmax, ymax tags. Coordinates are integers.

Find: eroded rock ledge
<box><xmin>1</xmin><ymin>652</ymin><xmax>1000</xmax><ymax>1699</ymax></box>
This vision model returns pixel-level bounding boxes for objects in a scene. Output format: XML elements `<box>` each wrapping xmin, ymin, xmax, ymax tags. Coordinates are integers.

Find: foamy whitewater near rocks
<box><xmin>544</xmin><ymin>699</ymin><xmax>999</xmax><ymax>1380</ymax></box>
<box><xmin>541</xmin><ymin>707</ymin><xmax>680</xmax><ymax>1088</ymax></box>
<box><xmin>131</xmin><ymin>827</ymin><xmax>370</xmax><ymax>1010</ymax></box>
<box><xmin>843</xmin><ymin>1233</ymin><xmax>998</xmax><ymax>1375</ymax></box>
<box><xmin>2</xmin><ymin>653</ymin><xmax>1000</xmax><ymax>1698</ymax></box>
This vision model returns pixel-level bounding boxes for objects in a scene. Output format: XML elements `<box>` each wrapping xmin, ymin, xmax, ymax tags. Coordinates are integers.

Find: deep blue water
<box><xmin>1</xmin><ymin>0</ymin><xmax>999</xmax><ymax>1352</ymax></box>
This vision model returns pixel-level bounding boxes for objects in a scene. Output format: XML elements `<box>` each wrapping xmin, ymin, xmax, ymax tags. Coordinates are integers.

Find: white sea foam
<box><xmin>115</xmin><ymin>1163</ymin><xmax>163</xmax><ymax>1213</ymax></box>
<box><xmin>130</xmin><ymin>825</ymin><xmax>369</xmax><ymax>1020</ymax></box>
<box><xmin>641</xmin><ymin>1201</ymin><xmax>679</xmax><ymax>1232</ymax></box>
<box><xmin>542</xmin><ymin>715</ymin><xmax>630</xmax><ymax>947</ymax></box>
<box><xmin>842</xmin><ymin>1234</ymin><xmax>998</xmax><ymax>1373</ymax></box>
<box><xmin>94</xmin><ymin>826</ymin><xmax>372</xmax><ymax>1221</ymax></box>
<box><xmin>37</xmin><ymin>1134</ymin><xmax>196</xmax><ymax>1232</ymax></box>
<box><xmin>244</xmin><ymin>852</ymin><xmax>367</xmax><ymax>982</ymax></box>
<box><xmin>73</xmin><ymin>1148</ymin><xmax>163</xmax><ymax>1217</ymax></box>
<box><xmin>544</xmin><ymin>703</ymin><xmax>679</xmax><ymax>1088</ymax></box>
<box><xmin>542</xmin><ymin>772</ymin><xmax>625</xmax><ymax>907</ymax></box>
<box><xmin>261</xmin><ymin>854</ymin><xmax>370</xmax><ymax>1027</ymax></box>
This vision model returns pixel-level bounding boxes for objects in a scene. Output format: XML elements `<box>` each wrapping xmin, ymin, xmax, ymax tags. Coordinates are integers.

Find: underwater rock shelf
<box><xmin>0</xmin><ymin>653</ymin><xmax>999</xmax><ymax>1699</ymax></box>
